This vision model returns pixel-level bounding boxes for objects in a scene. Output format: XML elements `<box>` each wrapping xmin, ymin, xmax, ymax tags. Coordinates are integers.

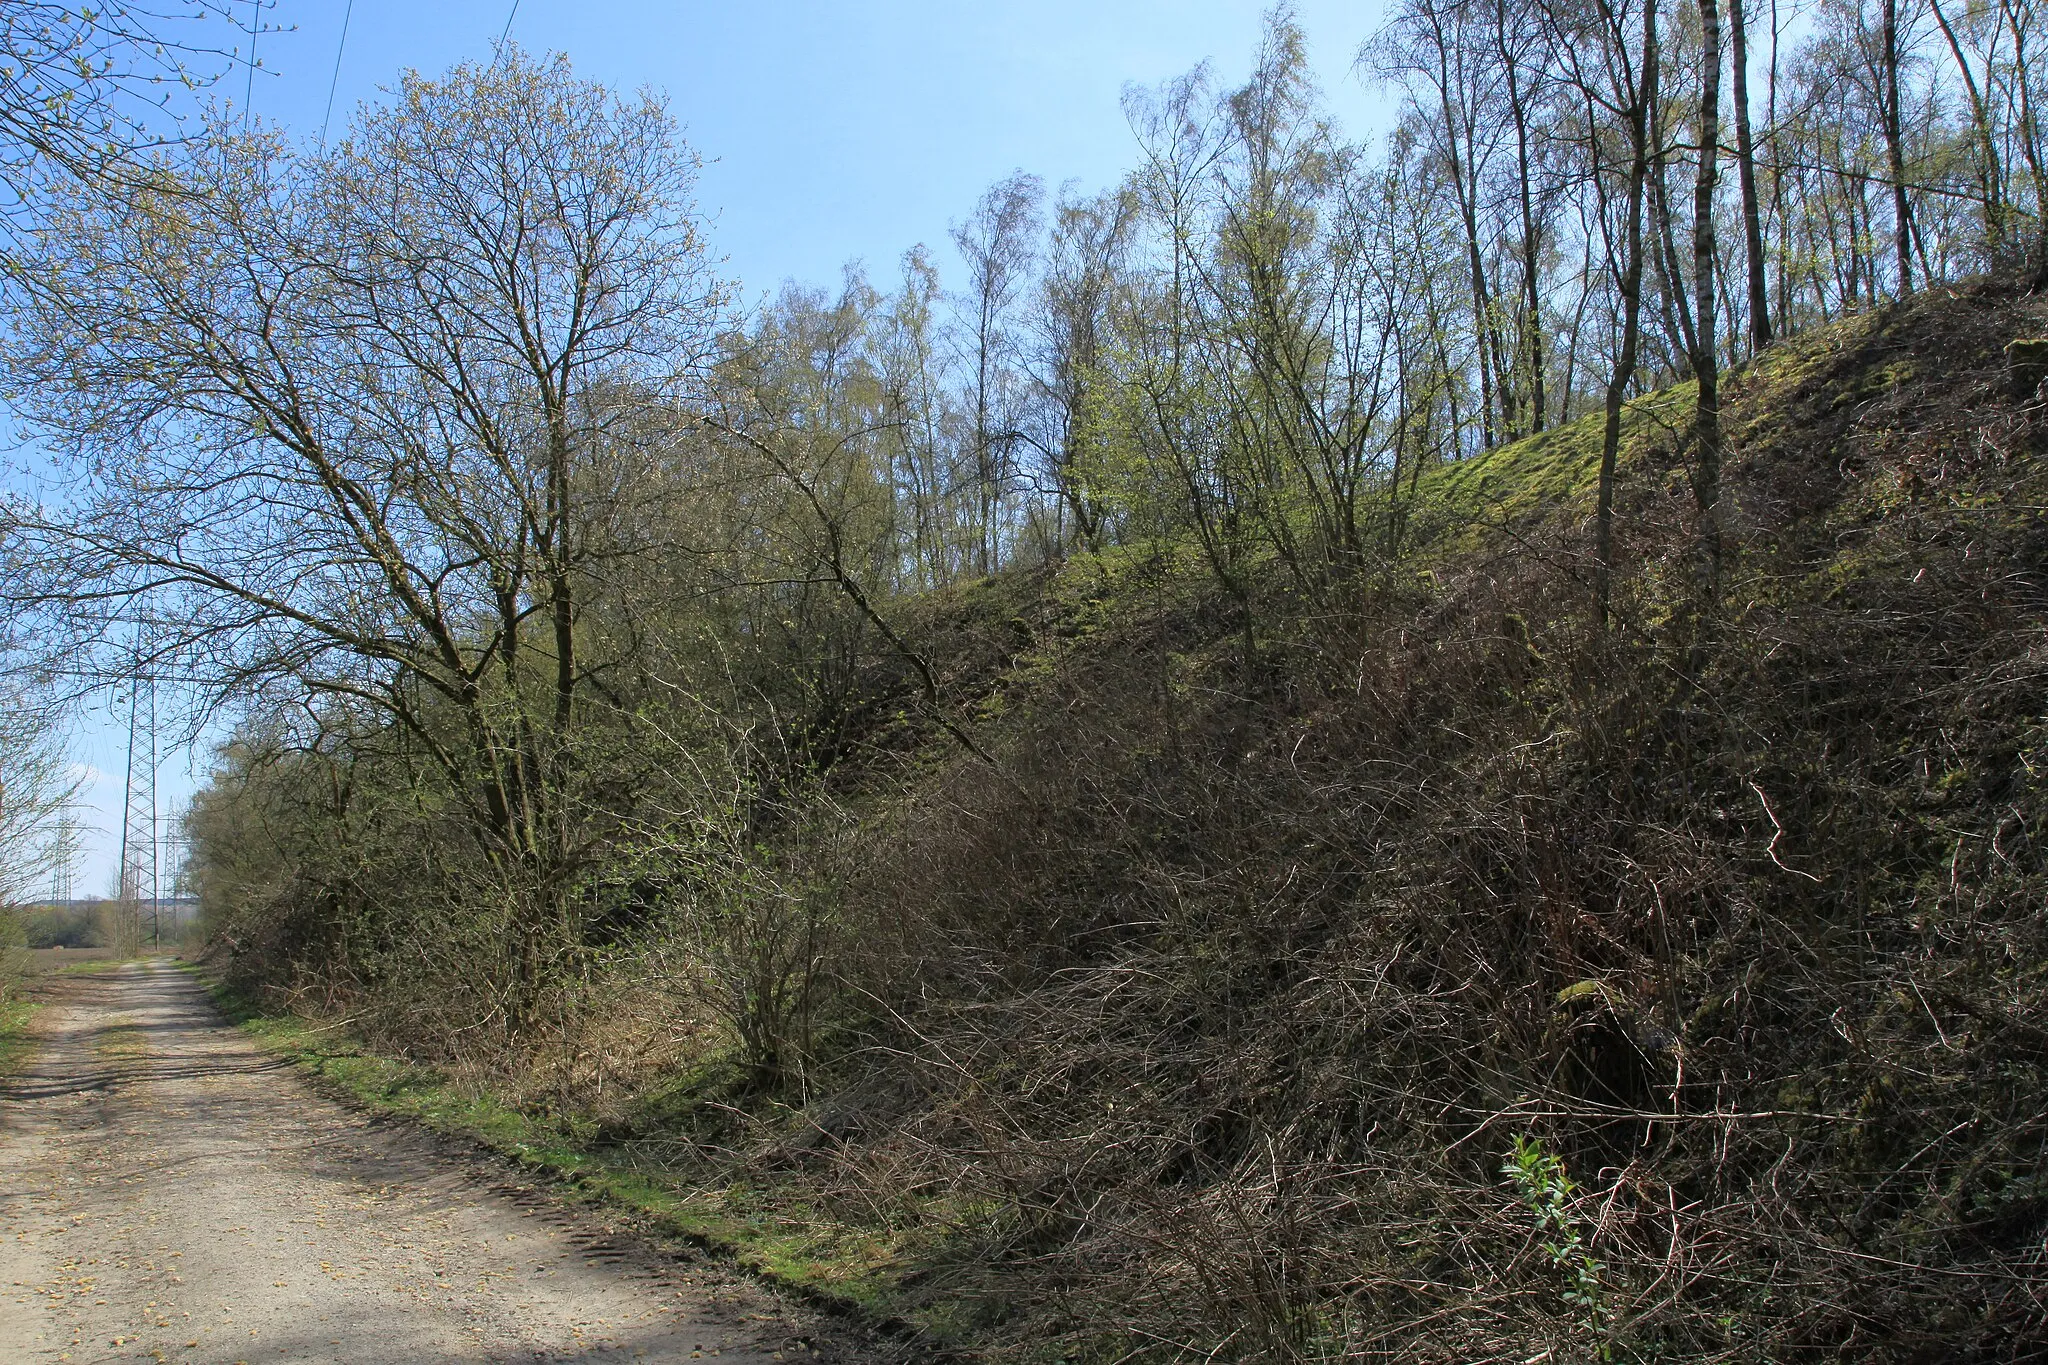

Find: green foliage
<box><xmin>0</xmin><ymin>994</ymin><xmax>36</xmax><ymax>1077</ymax></box>
<box><xmin>19</xmin><ymin>903</ymin><xmax>97</xmax><ymax>948</ymax></box>
<box><xmin>1503</xmin><ymin>1136</ymin><xmax>1613</xmax><ymax>1355</ymax></box>
<box><xmin>0</xmin><ymin>906</ymin><xmax>26</xmax><ymax>1003</ymax></box>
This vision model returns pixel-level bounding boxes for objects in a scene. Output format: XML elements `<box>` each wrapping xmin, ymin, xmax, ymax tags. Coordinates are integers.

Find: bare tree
<box><xmin>0</xmin><ymin>685</ymin><xmax>74</xmax><ymax>910</ymax></box>
<box><xmin>1495</xmin><ymin>0</ymin><xmax>1556</xmax><ymax>433</ymax></box>
<box><xmin>0</xmin><ymin>50</ymin><xmax>724</xmax><ymax>994</ymax></box>
<box><xmin>1212</xmin><ymin>17</ymin><xmax>1401</xmax><ymax>588</ymax></box>
<box><xmin>877</xmin><ymin>246</ymin><xmax>964</xmax><ymax>588</ymax></box>
<box><xmin>1571</xmin><ymin>0</ymin><xmax>1658</xmax><ymax>624</ymax></box>
<box><xmin>1372</xmin><ymin>0</ymin><xmax>1513</xmax><ymax>449</ymax></box>
<box><xmin>950</xmin><ymin>171</ymin><xmax>1043</xmax><ymax>576</ymax></box>
<box><xmin>1926</xmin><ymin>0</ymin><xmax>2007</xmax><ymax>264</ymax></box>
<box><xmin>1996</xmin><ymin>0</ymin><xmax>2048</xmax><ymax>285</ymax></box>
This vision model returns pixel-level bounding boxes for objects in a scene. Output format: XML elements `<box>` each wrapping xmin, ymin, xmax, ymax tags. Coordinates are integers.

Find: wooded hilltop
<box><xmin>4</xmin><ymin>1</ymin><xmax>2048</xmax><ymax>1358</ymax></box>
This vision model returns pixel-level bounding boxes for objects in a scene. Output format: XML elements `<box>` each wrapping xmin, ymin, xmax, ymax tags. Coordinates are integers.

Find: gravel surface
<box><xmin>0</xmin><ymin>960</ymin><xmax>875</xmax><ymax>1365</ymax></box>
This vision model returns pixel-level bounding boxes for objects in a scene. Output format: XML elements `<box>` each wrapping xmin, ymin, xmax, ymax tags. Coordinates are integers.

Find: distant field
<box><xmin>27</xmin><ymin>947</ymin><xmax>130</xmax><ymax>970</ymax></box>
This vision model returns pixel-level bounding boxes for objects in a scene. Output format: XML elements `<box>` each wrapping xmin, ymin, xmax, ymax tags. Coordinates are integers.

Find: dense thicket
<box><xmin>788</xmin><ymin>286</ymin><xmax>2048</xmax><ymax>1359</ymax></box>
<box><xmin>7</xmin><ymin>1</ymin><xmax>2048</xmax><ymax>1358</ymax></box>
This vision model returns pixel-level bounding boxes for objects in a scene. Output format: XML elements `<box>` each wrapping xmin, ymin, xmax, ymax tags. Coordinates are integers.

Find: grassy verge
<box><xmin>182</xmin><ymin>963</ymin><xmax>919</xmax><ymax>1335</ymax></box>
<box><xmin>2</xmin><ymin>953</ymin><xmax>148</xmax><ymax>1079</ymax></box>
<box><xmin>0</xmin><ymin>994</ymin><xmax>37</xmax><ymax>1078</ymax></box>
<box><xmin>47</xmin><ymin>956</ymin><xmax>139</xmax><ymax>976</ymax></box>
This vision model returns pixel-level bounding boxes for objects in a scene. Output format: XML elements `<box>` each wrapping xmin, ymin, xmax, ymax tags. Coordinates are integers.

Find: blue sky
<box><xmin>256</xmin><ymin>1</ymin><xmax>1398</xmax><ymax>295</ymax></box>
<box><xmin>56</xmin><ymin>0</ymin><xmax>1400</xmax><ymax>899</ymax></box>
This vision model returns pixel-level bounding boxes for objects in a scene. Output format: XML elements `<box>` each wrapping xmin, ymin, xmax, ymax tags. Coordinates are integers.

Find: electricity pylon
<box><xmin>49</xmin><ymin>813</ymin><xmax>76</xmax><ymax>905</ymax></box>
<box><xmin>117</xmin><ymin>670</ymin><xmax>158</xmax><ymax>947</ymax></box>
<box><xmin>158</xmin><ymin>799</ymin><xmax>191</xmax><ymax>937</ymax></box>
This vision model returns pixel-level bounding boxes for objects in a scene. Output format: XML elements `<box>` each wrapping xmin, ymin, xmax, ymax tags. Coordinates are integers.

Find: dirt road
<box><xmin>0</xmin><ymin>961</ymin><xmax>870</xmax><ymax>1365</ymax></box>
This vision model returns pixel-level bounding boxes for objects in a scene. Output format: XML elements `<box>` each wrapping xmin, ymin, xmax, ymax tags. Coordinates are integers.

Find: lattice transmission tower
<box><xmin>117</xmin><ymin>669</ymin><xmax>158</xmax><ymax>946</ymax></box>
<box><xmin>48</xmin><ymin>812</ymin><xmax>76</xmax><ymax>905</ymax></box>
<box><xmin>159</xmin><ymin>798</ymin><xmax>191</xmax><ymax>937</ymax></box>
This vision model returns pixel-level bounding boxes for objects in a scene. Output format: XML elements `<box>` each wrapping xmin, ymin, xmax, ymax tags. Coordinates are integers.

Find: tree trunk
<box><xmin>1597</xmin><ymin>0</ymin><xmax>1657</xmax><ymax>626</ymax></box>
<box><xmin>1881</xmin><ymin>0</ymin><xmax>1914</xmax><ymax>296</ymax></box>
<box><xmin>1928</xmin><ymin>0</ymin><xmax>2004</xmax><ymax>261</ymax></box>
<box><xmin>1729</xmin><ymin>0</ymin><xmax>1773</xmax><ymax>350</ymax></box>
<box><xmin>2001</xmin><ymin>0</ymin><xmax>2048</xmax><ymax>288</ymax></box>
<box><xmin>1502</xmin><ymin>16</ymin><xmax>1548</xmax><ymax>435</ymax></box>
<box><xmin>1651</xmin><ymin>125</ymin><xmax>1700</xmax><ymax>372</ymax></box>
<box><xmin>1693</xmin><ymin>0</ymin><xmax>1726</xmax><ymax>597</ymax></box>
<box><xmin>1439</xmin><ymin>78</ymin><xmax>1501</xmax><ymax>450</ymax></box>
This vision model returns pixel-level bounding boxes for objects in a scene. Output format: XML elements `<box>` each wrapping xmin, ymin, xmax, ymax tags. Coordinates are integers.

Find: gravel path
<box><xmin>0</xmin><ymin>960</ymin><xmax>871</xmax><ymax>1365</ymax></box>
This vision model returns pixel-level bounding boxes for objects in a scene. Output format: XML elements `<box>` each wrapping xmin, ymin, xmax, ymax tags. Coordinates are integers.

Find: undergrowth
<box><xmin>205</xmin><ymin>279</ymin><xmax>2048</xmax><ymax>1362</ymax></box>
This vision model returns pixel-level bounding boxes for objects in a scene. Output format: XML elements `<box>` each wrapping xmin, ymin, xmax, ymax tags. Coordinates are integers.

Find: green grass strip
<box><xmin>0</xmin><ymin>995</ymin><xmax>39</xmax><ymax>1079</ymax></box>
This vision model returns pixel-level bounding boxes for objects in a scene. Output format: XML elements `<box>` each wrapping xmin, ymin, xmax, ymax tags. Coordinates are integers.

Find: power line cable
<box><xmin>321</xmin><ymin>0</ymin><xmax>355</xmax><ymax>147</ymax></box>
<box><xmin>501</xmin><ymin>0</ymin><xmax>520</xmax><ymax>45</ymax></box>
<box><xmin>243</xmin><ymin>0</ymin><xmax>260</xmax><ymax>129</ymax></box>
